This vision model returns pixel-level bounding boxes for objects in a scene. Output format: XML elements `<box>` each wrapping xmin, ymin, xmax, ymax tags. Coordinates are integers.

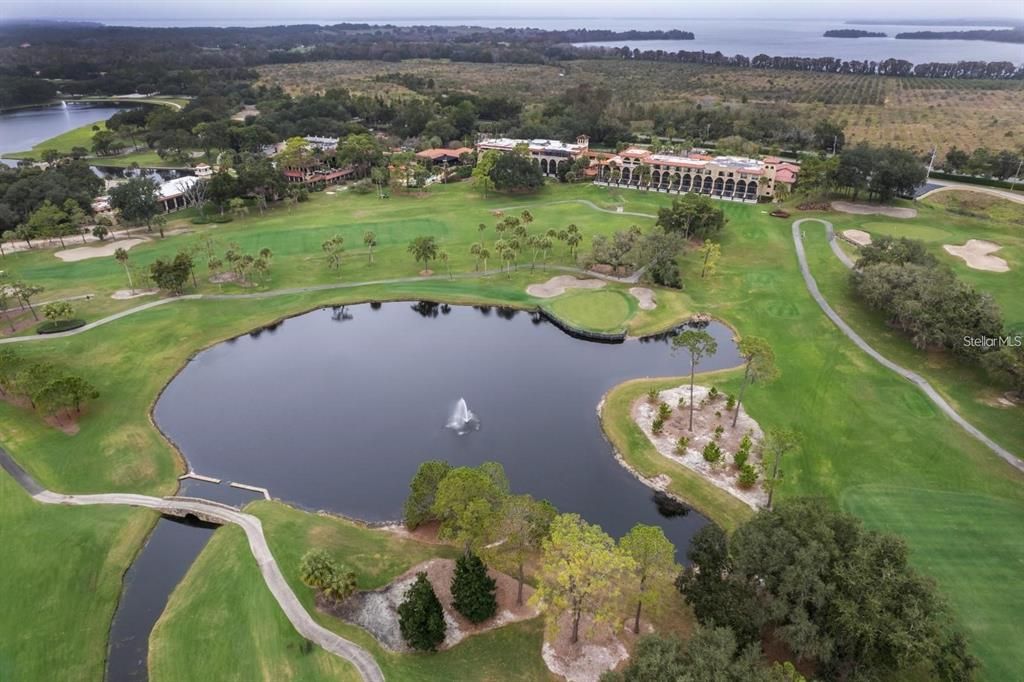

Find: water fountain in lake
<box><xmin>446</xmin><ymin>397</ymin><xmax>478</xmax><ymax>435</ymax></box>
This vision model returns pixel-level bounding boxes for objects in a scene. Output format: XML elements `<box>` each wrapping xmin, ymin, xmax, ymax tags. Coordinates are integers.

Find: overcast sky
<box><xmin>1</xmin><ymin>0</ymin><xmax>1021</xmax><ymax>24</ymax></box>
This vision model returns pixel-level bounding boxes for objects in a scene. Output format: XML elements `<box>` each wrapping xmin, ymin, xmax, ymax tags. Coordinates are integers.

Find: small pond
<box><xmin>154</xmin><ymin>302</ymin><xmax>741</xmax><ymax>549</ymax></box>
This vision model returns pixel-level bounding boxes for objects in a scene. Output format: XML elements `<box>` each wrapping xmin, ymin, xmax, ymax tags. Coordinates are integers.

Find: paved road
<box><xmin>793</xmin><ymin>218</ymin><xmax>1022</xmax><ymax>473</ymax></box>
<box><xmin>916</xmin><ymin>180</ymin><xmax>1024</xmax><ymax>205</ymax></box>
<box><xmin>0</xmin><ymin>447</ymin><xmax>386</xmax><ymax>682</ymax></box>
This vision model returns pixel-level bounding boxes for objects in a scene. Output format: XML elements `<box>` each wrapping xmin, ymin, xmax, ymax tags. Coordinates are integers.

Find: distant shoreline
<box><xmin>824</xmin><ymin>29</ymin><xmax>887</xmax><ymax>39</ymax></box>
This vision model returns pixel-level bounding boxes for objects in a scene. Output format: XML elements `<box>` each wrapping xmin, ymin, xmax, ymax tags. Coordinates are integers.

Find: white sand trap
<box><xmin>832</xmin><ymin>201</ymin><xmax>917</xmax><ymax>219</ymax></box>
<box><xmin>527</xmin><ymin>275</ymin><xmax>606</xmax><ymax>298</ymax></box>
<box><xmin>629</xmin><ymin>286</ymin><xmax>657</xmax><ymax>310</ymax></box>
<box><xmin>841</xmin><ymin>229</ymin><xmax>872</xmax><ymax>247</ymax></box>
<box><xmin>111</xmin><ymin>288</ymin><xmax>158</xmax><ymax>300</ymax></box>
<box><xmin>55</xmin><ymin>239</ymin><xmax>146</xmax><ymax>262</ymax></box>
<box><xmin>943</xmin><ymin>240</ymin><xmax>1009</xmax><ymax>272</ymax></box>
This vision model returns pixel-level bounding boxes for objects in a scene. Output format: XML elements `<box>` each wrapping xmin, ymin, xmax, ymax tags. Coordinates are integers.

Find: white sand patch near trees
<box><xmin>832</xmin><ymin>201</ymin><xmax>917</xmax><ymax>219</ymax></box>
<box><xmin>542</xmin><ymin>611</ymin><xmax>629</xmax><ymax>682</ymax></box>
<box><xmin>628</xmin><ymin>287</ymin><xmax>656</xmax><ymax>310</ymax></box>
<box><xmin>527</xmin><ymin>275</ymin><xmax>606</xmax><ymax>298</ymax></box>
<box><xmin>55</xmin><ymin>239</ymin><xmax>147</xmax><ymax>262</ymax></box>
<box><xmin>943</xmin><ymin>240</ymin><xmax>1010</xmax><ymax>272</ymax></box>
<box><xmin>633</xmin><ymin>385</ymin><xmax>768</xmax><ymax>509</ymax></box>
<box><xmin>328</xmin><ymin>558</ymin><xmax>538</xmax><ymax>652</ymax></box>
<box><xmin>111</xmin><ymin>288</ymin><xmax>158</xmax><ymax>300</ymax></box>
<box><xmin>841</xmin><ymin>229</ymin><xmax>872</xmax><ymax>247</ymax></box>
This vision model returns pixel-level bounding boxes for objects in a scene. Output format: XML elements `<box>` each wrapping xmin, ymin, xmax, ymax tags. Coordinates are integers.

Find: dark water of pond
<box><xmin>0</xmin><ymin>103</ymin><xmax>127</xmax><ymax>159</ymax></box>
<box><xmin>105</xmin><ymin>481</ymin><xmax>261</xmax><ymax>682</ymax></box>
<box><xmin>154</xmin><ymin>302</ymin><xmax>741</xmax><ymax>550</ymax></box>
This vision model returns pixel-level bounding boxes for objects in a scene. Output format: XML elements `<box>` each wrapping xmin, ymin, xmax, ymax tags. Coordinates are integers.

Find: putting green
<box><xmin>545</xmin><ymin>288</ymin><xmax>636</xmax><ymax>332</ymax></box>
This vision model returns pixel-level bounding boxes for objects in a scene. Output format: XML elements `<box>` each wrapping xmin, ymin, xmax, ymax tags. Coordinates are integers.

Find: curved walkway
<box><xmin>0</xmin><ymin>447</ymin><xmax>385</xmax><ymax>682</ymax></box>
<box><xmin>793</xmin><ymin>218</ymin><xmax>1021</xmax><ymax>473</ymax></box>
<box><xmin>496</xmin><ymin>198</ymin><xmax>658</xmax><ymax>220</ymax></box>
<box><xmin>1</xmin><ymin>265</ymin><xmax>651</xmax><ymax>345</ymax></box>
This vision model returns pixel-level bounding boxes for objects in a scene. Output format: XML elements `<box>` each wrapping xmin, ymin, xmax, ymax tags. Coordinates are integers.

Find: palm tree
<box><xmin>469</xmin><ymin>242</ymin><xmax>482</xmax><ymax>271</ymax></box>
<box><xmin>363</xmin><ymin>230</ymin><xmax>377</xmax><ymax>264</ymax></box>
<box><xmin>439</xmin><ymin>249</ymin><xmax>452</xmax><ymax>279</ymax></box>
<box><xmin>114</xmin><ymin>248</ymin><xmax>134</xmax><ymax>293</ymax></box>
<box><xmin>672</xmin><ymin>330</ymin><xmax>718</xmax><ymax>431</ymax></box>
<box><xmin>479</xmin><ymin>247</ymin><xmax>490</xmax><ymax>273</ymax></box>
<box><xmin>407</xmin><ymin>235</ymin><xmax>439</xmax><ymax>274</ymax></box>
<box><xmin>565</xmin><ymin>225</ymin><xmax>583</xmax><ymax>262</ymax></box>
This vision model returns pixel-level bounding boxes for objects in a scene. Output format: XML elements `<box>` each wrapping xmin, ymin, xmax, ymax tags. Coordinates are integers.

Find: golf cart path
<box><xmin>793</xmin><ymin>218</ymin><xmax>1021</xmax><ymax>473</ymax></box>
<box><xmin>0</xmin><ymin>265</ymin><xmax>648</xmax><ymax>345</ymax></box>
<box><xmin>0</xmin><ymin>446</ymin><xmax>385</xmax><ymax>682</ymax></box>
<box><xmin>916</xmin><ymin>181</ymin><xmax>1024</xmax><ymax>205</ymax></box>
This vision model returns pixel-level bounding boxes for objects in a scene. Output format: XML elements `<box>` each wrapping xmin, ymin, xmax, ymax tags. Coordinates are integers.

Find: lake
<box><xmin>154</xmin><ymin>302</ymin><xmax>742</xmax><ymax>548</ymax></box>
<box><xmin>0</xmin><ymin>103</ymin><xmax>127</xmax><ymax>158</ymax></box>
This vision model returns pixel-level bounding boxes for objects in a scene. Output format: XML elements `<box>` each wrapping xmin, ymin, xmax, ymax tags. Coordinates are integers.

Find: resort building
<box><xmin>415</xmin><ymin>147</ymin><xmax>474</xmax><ymax>166</ymax></box>
<box><xmin>597</xmin><ymin>149</ymin><xmax>799</xmax><ymax>201</ymax></box>
<box><xmin>475</xmin><ymin>135</ymin><xmax>798</xmax><ymax>200</ymax></box>
<box><xmin>476</xmin><ymin>135</ymin><xmax>591</xmax><ymax>176</ymax></box>
<box><xmin>157</xmin><ymin>176</ymin><xmax>200</xmax><ymax>213</ymax></box>
<box><xmin>280</xmin><ymin>160</ymin><xmax>353</xmax><ymax>188</ymax></box>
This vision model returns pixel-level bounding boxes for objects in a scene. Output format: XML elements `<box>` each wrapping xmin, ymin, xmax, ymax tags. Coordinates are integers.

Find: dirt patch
<box><xmin>527</xmin><ymin>275</ymin><xmax>606</xmax><ymax>298</ymax></box>
<box><xmin>943</xmin><ymin>240</ymin><xmax>1010</xmax><ymax>272</ymax></box>
<box><xmin>55</xmin><ymin>238</ymin><xmax>147</xmax><ymax>262</ymax></box>
<box><xmin>111</xmin><ymin>288</ymin><xmax>158</xmax><ymax>300</ymax></box>
<box><xmin>380</xmin><ymin>520</ymin><xmax>445</xmax><ymax>544</ymax></box>
<box><xmin>208</xmin><ymin>272</ymin><xmax>255</xmax><ymax>287</ymax></box>
<box><xmin>841</xmin><ymin>229</ymin><xmax>872</xmax><ymax>247</ymax></box>
<box><xmin>589</xmin><ymin>264</ymin><xmax>632</xmax><ymax>277</ymax></box>
<box><xmin>628</xmin><ymin>287</ymin><xmax>656</xmax><ymax>310</ymax></box>
<box><xmin>326</xmin><ymin>558</ymin><xmax>538</xmax><ymax>652</ymax></box>
<box><xmin>542</xmin><ymin>611</ymin><xmax>630</xmax><ymax>682</ymax></box>
<box><xmin>832</xmin><ymin>201</ymin><xmax>917</xmax><ymax>219</ymax></box>
<box><xmin>632</xmin><ymin>385</ymin><xmax>768</xmax><ymax>509</ymax></box>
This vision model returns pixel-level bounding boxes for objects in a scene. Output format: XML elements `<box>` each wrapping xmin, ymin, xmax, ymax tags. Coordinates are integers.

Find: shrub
<box><xmin>739</xmin><ymin>434</ymin><xmax>753</xmax><ymax>452</ymax></box>
<box><xmin>398</xmin><ymin>572</ymin><xmax>446</xmax><ymax>651</ymax></box>
<box><xmin>646</xmin><ymin>387</ymin><xmax>659</xmax><ymax>404</ymax></box>
<box><xmin>298</xmin><ymin>549</ymin><xmax>357</xmax><ymax>603</ymax></box>
<box><xmin>349</xmin><ymin>179</ymin><xmax>375</xmax><ymax>195</ymax></box>
<box><xmin>675</xmin><ymin>436</ymin><xmax>690</xmax><ymax>454</ymax></box>
<box><xmin>714</xmin><ymin>410</ymin><xmax>722</xmax><ymax>419</ymax></box>
<box><xmin>451</xmin><ymin>552</ymin><xmax>497</xmax><ymax>623</ymax></box>
<box><xmin>702</xmin><ymin>441</ymin><xmax>722</xmax><ymax>463</ymax></box>
<box><xmin>726</xmin><ymin>395</ymin><xmax>736</xmax><ymax>410</ymax></box>
<box><xmin>36</xmin><ymin>319</ymin><xmax>86</xmax><ymax>334</ymax></box>
<box><xmin>734</xmin><ymin>449</ymin><xmax>749</xmax><ymax>468</ymax></box>
<box><xmin>677</xmin><ymin>396</ymin><xmax>686</xmax><ymax>408</ymax></box>
<box><xmin>738</xmin><ymin>464</ymin><xmax>758</xmax><ymax>488</ymax></box>
<box><xmin>658</xmin><ymin>401</ymin><xmax>672</xmax><ymax>420</ymax></box>
<box><xmin>652</xmin><ymin>417</ymin><xmax>665</xmax><ymax>434</ymax></box>
<box><xmin>714</xmin><ymin>425</ymin><xmax>725</xmax><ymax>440</ymax></box>
<box><xmin>708</xmin><ymin>386</ymin><xmax>720</xmax><ymax>401</ymax></box>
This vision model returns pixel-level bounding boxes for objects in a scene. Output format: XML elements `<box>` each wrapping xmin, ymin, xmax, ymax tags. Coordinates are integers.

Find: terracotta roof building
<box><xmin>415</xmin><ymin>147</ymin><xmax>473</xmax><ymax>165</ymax></box>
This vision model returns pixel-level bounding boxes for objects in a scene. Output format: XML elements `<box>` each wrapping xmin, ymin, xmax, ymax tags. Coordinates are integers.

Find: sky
<box><xmin>0</xmin><ymin>0</ymin><xmax>1021</xmax><ymax>25</ymax></box>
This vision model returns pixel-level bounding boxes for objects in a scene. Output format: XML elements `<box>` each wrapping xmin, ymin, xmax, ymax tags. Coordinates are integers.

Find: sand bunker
<box><xmin>55</xmin><ymin>239</ymin><xmax>146</xmax><ymax>262</ymax></box>
<box><xmin>943</xmin><ymin>240</ymin><xmax>1009</xmax><ymax>272</ymax></box>
<box><xmin>841</xmin><ymin>229</ymin><xmax>872</xmax><ymax>247</ymax></box>
<box><xmin>628</xmin><ymin>287</ymin><xmax>657</xmax><ymax>310</ymax></box>
<box><xmin>527</xmin><ymin>275</ymin><xmax>606</xmax><ymax>298</ymax></box>
<box><xmin>111</xmin><ymin>288</ymin><xmax>158</xmax><ymax>300</ymax></box>
<box><xmin>832</xmin><ymin>201</ymin><xmax>917</xmax><ymax>219</ymax></box>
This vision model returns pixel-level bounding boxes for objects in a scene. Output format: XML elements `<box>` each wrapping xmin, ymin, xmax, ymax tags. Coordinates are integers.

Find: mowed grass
<box><xmin>2</xmin><ymin>182</ymin><xmax>1023</xmax><ymax>680</ymax></box>
<box><xmin>841</xmin><ymin>486</ymin><xmax>1024</xmax><ymax>682</ymax></box>
<box><xmin>0</xmin><ymin>475</ymin><xmax>156</xmax><ymax>681</ymax></box>
<box><xmin>546</xmin><ymin>288</ymin><xmax>636</xmax><ymax>332</ymax></box>
<box><xmin>150</xmin><ymin>501</ymin><xmax>554</xmax><ymax>682</ymax></box>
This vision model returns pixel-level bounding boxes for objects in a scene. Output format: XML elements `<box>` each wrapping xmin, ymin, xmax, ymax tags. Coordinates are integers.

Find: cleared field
<box><xmin>257</xmin><ymin>59</ymin><xmax>1024</xmax><ymax>153</ymax></box>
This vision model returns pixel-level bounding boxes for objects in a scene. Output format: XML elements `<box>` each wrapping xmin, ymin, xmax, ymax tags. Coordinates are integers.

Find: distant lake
<box><xmin>102</xmin><ymin>17</ymin><xmax>1024</xmax><ymax>64</ymax></box>
<box><xmin>574</xmin><ymin>19</ymin><xmax>1024</xmax><ymax>63</ymax></box>
<box><xmin>0</xmin><ymin>103</ymin><xmax>127</xmax><ymax>159</ymax></box>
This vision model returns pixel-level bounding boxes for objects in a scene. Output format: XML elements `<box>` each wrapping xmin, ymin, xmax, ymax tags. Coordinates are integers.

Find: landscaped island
<box><xmin>896</xmin><ymin>28</ymin><xmax>1024</xmax><ymax>43</ymax></box>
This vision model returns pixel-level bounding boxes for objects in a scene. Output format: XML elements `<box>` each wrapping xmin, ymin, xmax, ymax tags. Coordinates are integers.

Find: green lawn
<box><xmin>150</xmin><ymin>502</ymin><xmax>553</xmax><ymax>682</ymax></box>
<box><xmin>0</xmin><ymin>475</ymin><xmax>156</xmax><ymax>681</ymax></box>
<box><xmin>546</xmin><ymin>288</ymin><xmax>636</xmax><ymax>333</ymax></box>
<box><xmin>2</xmin><ymin>182</ymin><xmax>1023</xmax><ymax>680</ymax></box>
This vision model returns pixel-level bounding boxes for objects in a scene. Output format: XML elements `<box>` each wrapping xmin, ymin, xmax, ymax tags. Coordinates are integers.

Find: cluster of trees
<box><xmin>941</xmin><ymin>146</ymin><xmax>1023</xmax><ymax>179</ymax></box>
<box><xmin>594</xmin><ymin>45</ymin><xmax>1024</xmax><ymax>79</ymax></box>
<box><xmin>797</xmin><ymin>143</ymin><xmax>927</xmax><ymax>201</ymax></box>
<box><xmin>466</xmin><ymin>211</ymin><xmax>583</xmax><ymax>277</ymax></box>
<box><xmin>850</xmin><ymin>235</ymin><xmax>1021</xmax><ymax>394</ymax></box>
<box><xmin>0</xmin><ymin>348</ymin><xmax>99</xmax><ymax>424</ymax></box>
<box><xmin>401</xmin><ymin>460</ymin><xmax>682</xmax><ymax>647</ymax></box>
<box><xmin>2</xmin><ymin>198</ymin><xmax>90</xmax><ymax>250</ymax></box>
<box><xmin>298</xmin><ymin>549</ymin><xmax>358</xmax><ymax>604</ymax></box>
<box><xmin>678</xmin><ymin>499</ymin><xmax>977</xmax><ymax>681</ymax></box>
<box><xmin>0</xmin><ymin>161</ymin><xmax>103</xmax><ymax>233</ymax></box>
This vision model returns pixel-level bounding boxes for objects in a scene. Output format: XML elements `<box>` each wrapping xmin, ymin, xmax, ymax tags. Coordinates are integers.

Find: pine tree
<box><xmin>451</xmin><ymin>552</ymin><xmax>497</xmax><ymax>623</ymax></box>
<box><xmin>398</xmin><ymin>572</ymin><xmax>446</xmax><ymax>651</ymax></box>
